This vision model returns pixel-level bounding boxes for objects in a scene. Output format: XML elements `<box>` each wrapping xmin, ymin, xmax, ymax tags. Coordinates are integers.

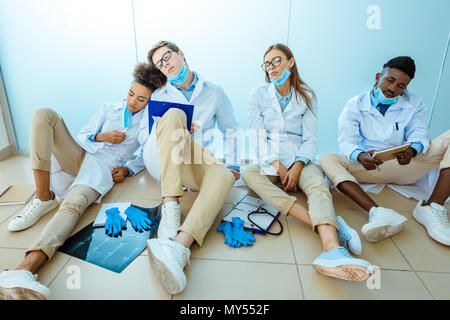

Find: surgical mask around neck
<box><xmin>373</xmin><ymin>87</ymin><xmax>398</xmax><ymax>105</ymax></box>
<box><xmin>167</xmin><ymin>63</ymin><xmax>189</xmax><ymax>85</ymax></box>
<box><xmin>270</xmin><ymin>68</ymin><xmax>291</xmax><ymax>87</ymax></box>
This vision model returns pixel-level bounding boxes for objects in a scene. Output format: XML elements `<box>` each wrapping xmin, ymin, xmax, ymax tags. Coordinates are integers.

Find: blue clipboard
<box><xmin>148</xmin><ymin>100</ymin><xmax>194</xmax><ymax>134</ymax></box>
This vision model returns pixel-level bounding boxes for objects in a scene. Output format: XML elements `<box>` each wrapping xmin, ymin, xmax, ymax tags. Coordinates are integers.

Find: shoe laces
<box><xmin>337</xmin><ymin>230</ymin><xmax>351</xmax><ymax>248</ymax></box>
<box><xmin>162</xmin><ymin>204</ymin><xmax>181</xmax><ymax>227</ymax></box>
<box><xmin>16</xmin><ymin>199</ymin><xmax>42</xmax><ymax>220</ymax></box>
<box><xmin>336</xmin><ymin>246</ymin><xmax>353</xmax><ymax>258</ymax></box>
<box><xmin>166</xmin><ymin>240</ymin><xmax>190</xmax><ymax>267</ymax></box>
<box><xmin>431</xmin><ymin>207</ymin><xmax>450</xmax><ymax>228</ymax></box>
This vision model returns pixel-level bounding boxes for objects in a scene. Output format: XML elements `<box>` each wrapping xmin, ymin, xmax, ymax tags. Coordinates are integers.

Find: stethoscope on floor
<box><xmin>247</xmin><ymin>205</ymin><xmax>283</xmax><ymax>236</ymax></box>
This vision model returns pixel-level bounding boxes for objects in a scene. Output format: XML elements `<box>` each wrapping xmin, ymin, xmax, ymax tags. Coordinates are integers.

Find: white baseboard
<box><xmin>0</xmin><ymin>144</ymin><xmax>13</xmax><ymax>160</ymax></box>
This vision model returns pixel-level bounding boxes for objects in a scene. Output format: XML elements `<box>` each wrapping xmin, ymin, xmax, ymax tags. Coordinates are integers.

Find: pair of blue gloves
<box><xmin>104</xmin><ymin>206</ymin><xmax>152</xmax><ymax>236</ymax></box>
<box><xmin>217</xmin><ymin>217</ymin><xmax>256</xmax><ymax>248</ymax></box>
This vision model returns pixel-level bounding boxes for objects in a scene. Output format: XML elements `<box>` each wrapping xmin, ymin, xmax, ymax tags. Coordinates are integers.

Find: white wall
<box><xmin>429</xmin><ymin>34</ymin><xmax>450</xmax><ymax>139</ymax></box>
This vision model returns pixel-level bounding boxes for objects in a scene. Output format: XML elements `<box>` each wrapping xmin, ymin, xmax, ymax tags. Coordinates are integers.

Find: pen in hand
<box><xmin>369</xmin><ymin>153</ymin><xmax>381</xmax><ymax>173</ymax></box>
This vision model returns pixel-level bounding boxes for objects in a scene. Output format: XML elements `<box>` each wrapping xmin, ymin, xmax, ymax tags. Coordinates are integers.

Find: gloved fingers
<box><xmin>130</xmin><ymin>219</ymin><xmax>140</xmax><ymax>231</ymax></box>
<box><xmin>244</xmin><ymin>233</ymin><xmax>256</xmax><ymax>242</ymax></box>
<box><xmin>143</xmin><ymin>217</ymin><xmax>152</xmax><ymax>227</ymax></box>
<box><xmin>105</xmin><ymin>221</ymin><xmax>111</xmax><ymax>235</ymax></box>
<box><xmin>113</xmin><ymin>223</ymin><xmax>119</xmax><ymax>236</ymax></box>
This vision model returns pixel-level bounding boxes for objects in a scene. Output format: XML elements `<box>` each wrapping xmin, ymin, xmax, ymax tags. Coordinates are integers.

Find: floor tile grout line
<box><xmin>190</xmin><ymin>256</ymin><xmax>299</xmax><ymax>266</ymax></box>
<box><xmin>279</xmin><ymin>216</ymin><xmax>306</xmax><ymax>299</ymax></box>
<box><xmin>46</xmin><ymin>255</ymin><xmax>73</xmax><ymax>289</ymax></box>
<box><xmin>390</xmin><ymin>237</ymin><xmax>436</xmax><ymax>300</ymax></box>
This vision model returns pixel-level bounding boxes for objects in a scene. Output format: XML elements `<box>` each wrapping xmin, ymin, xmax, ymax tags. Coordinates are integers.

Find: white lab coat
<box><xmin>137</xmin><ymin>73</ymin><xmax>240</xmax><ymax>181</ymax></box>
<box><xmin>248</xmin><ymin>83</ymin><xmax>317</xmax><ymax>175</ymax></box>
<box><xmin>338</xmin><ymin>90</ymin><xmax>433</xmax><ymax>201</ymax></box>
<box><xmin>50</xmin><ymin>101</ymin><xmax>145</xmax><ymax>202</ymax></box>
<box><xmin>338</xmin><ymin>90</ymin><xmax>430</xmax><ymax>158</ymax></box>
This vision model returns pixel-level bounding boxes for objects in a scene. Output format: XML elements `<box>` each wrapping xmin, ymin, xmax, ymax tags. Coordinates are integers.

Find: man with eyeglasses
<box><xmin>136</xmin><ymin>41</ymin><xmax>241</xmax><ymax>294</ymax></box>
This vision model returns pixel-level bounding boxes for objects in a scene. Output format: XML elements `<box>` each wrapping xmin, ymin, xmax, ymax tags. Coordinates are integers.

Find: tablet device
<box><xmin>372</xmin><ymin>143</ymin><xmax>411</xmax><ymax>161</ymax></box>
<box><xmin>148</xmin><ymin>100</ymin><xmax>194</xmax><ymax>134</ymax></box>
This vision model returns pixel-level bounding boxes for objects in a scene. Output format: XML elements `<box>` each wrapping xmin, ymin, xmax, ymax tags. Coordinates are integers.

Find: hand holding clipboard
<box><xmin>148</xmin><ymin>100</ymin><xmax>194</xmax><ymax>134</ymax></box>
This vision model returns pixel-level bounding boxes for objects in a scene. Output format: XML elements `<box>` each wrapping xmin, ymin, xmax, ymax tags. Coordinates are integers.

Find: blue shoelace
<box><xmin>336</xmin><ymin>246</ymin><xmax>353</xmax><ymax>258</ymax></box>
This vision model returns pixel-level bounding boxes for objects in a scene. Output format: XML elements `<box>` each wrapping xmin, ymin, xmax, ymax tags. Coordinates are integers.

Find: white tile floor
<box><xmin>0</xmin><ymin>155</ymin><xmax>449</xmax><ymax>300</ymax></box>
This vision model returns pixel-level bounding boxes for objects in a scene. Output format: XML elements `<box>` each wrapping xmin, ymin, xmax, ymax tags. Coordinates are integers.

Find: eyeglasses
<box><xmin>128</xmin><ymin>90</ymin><xmax>149</xmax><ymax>103</ymax></box>
<box><xmin>154</xmin><ymin>50</ymin><xmax>174</xmax><ymax>70</ymax></box>
<box><xmin>261</xmin><ymin>56</ymin><xmax>290</xmax><ymax>72</ymax></box>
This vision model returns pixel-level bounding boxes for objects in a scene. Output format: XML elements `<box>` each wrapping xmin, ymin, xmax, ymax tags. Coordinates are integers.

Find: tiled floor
<box><xmin>1</xmin><ymin>155</ymin><xmax>449</xmax><ymax>300</ymax></box>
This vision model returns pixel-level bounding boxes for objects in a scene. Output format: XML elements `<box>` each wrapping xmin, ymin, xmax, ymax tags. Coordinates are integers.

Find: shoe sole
<box><xmin>312</xmin><ymin>264</ymin><xmax>371</xmax><ymax>282</ymax></box>
<box><xmin>413</xmin><ymin>211</ymin><xmax>450</xmax><ymax>246</ymax></box>
<box><xmin>146</xmin><ymin>241</ymin><xmax>184</xmax><ymax>294</ymax></box>
<box><xmin>362</xmin><ymin>218</ymin><xmax>407</xmax><ymax>243</ymax></box>
<box><xmin>0</xmin><ymin>287</ymin><xmax>48</xmax><ymax>300</ymax></box>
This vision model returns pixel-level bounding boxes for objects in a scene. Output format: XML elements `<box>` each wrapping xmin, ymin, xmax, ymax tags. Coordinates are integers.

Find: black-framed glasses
<box><xmin>154</xmin><ymin>50</ymin><xmax>174</xmax><ymax>70</ymax></box>
<box><xmin>261</xmin><ymin>56</ymin><xmax>289</xmax><ymax>71</ymax></box>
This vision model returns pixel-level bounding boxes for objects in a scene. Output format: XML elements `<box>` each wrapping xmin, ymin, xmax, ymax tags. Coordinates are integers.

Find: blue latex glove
<box><xmin>105</xmin><ymin>207</ymin><xmax>126</xmax><ymax>236</ymax></box>
<box><xmin>230</xmin><ymin>217</ymin><xmax>255</xmax><ymax>248</ymax></box>
<box><xmin>217</xmin><ymin>221</ymin><xmax>237</xmax><ymax>247</ymax></box>
<box><xmin>217</xmin><ymin>218</ymin><xmax>255</xmax><ymax>248</ymax></box>
<box><xmin>125</xmin><ymin>206</ymin><xmax>152</xmax><ymax>232</ymax></box>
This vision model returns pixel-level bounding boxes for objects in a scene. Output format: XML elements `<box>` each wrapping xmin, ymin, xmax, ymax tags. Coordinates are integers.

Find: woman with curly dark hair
<box><xmin>0</xmin><ymin>63</ymin><xmax>166</xmax><ymax>300</ymax></box>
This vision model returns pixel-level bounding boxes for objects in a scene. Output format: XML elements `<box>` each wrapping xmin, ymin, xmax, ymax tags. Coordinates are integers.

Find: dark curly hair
<box><xmin>383</xmin><ymin>56</ymin><xmax>416</xmax><ymax>80</ymax></box>
<box><xmin>133</xmin><ymin>63</ymin><xmax>167</xmax><ymax>91</ymax></box>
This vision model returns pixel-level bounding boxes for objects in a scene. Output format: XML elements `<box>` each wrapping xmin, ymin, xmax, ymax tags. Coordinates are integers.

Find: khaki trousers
<box><xmin>242</xmin><ymin>163</ymin><xmax>338</xmax><ymax>233</ymax></box>
<box><xmin>319</xmin><ymin>130</ymin><xmax>450</xmax><ymax>188</ymax></box>
<box><xmin>30</xmin><ymin>108</ymin><xmax>85</xmax><ymax>175</ymax></box>
<box><xmin>157</xmin><ymin>109</ymin><xmax>236</xmax><ymax>246</ymax></box>
<box><xmin>26</xmin><ymin>108</ymin><xmax>99</xmax><ymax>259</ymax></box>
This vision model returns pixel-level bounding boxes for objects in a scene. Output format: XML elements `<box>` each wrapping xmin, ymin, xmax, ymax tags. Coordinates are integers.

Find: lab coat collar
<box><xmin>112</xmin><ymin>100</ymin><xmax>126</xmax><ymax>111</ymax></box>
<box><xmin>268</xmin><ymin>83</ymin><xmax>284</xmax><ymax>114</ymax></box>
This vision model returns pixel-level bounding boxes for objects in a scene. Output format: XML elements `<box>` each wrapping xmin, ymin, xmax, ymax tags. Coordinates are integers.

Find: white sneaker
<box><xmin>147</xmin><ymin>238</ymin><xmax>190</xmax><ymax>294</ymax></box>
<box><xmin>158</xmin><ymin>201</ymin><xmax>181</xmax><ymax>240</ymax></box>
<box><xmin>8</xmin><ymin>197</ymin><xmax>60</xmax><ymax>231</ymax></box>
<box><xmin>361</xmin><ymin>207</ymin><xmax>408</xmax><ymax>242</ymax></box>
<box><xmin>0</xmin><ymin>270</ymin><xmax>51</xmax><ymax>300</ymax></box>
<box><xmin>413</xmin><ymin>201</ymin><xmax>450</xmax><ymax>246</ymax></box>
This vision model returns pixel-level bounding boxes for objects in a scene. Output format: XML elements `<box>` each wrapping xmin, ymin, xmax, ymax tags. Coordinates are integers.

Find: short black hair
<box><xmin>133</xmin><ymin>63</ymin><xmax>167</xmax><ymax>91</ymax></box>
<box><xmin>383</xmin><ymin>56</ymin><xmax>416</xmax><ymax>80</ymax></box>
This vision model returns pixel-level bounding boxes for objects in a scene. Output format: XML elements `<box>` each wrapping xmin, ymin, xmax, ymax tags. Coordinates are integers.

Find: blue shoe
<box><xmin>336</xmin><ymin>216</ymin><xmax>362</xmax><ymax>255</ymax></box>
<box><xmin>312</xmin><ymin>247</ymin><xmax>373</xmax><ymax>282</ymax></box>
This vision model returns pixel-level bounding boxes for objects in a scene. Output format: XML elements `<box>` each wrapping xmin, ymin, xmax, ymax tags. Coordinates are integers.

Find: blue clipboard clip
<box><xmin>148</xmin><ymin>100</ymin><xmax>194</xmax><ymax>134</ymax></box>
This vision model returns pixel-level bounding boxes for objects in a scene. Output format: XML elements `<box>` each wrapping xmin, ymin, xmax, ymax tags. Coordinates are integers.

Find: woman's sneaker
<box><xmin>147</xmin><ymin>238</ymin><xmax>190</xmax><ymax>294</ymax></box>
<box><xmin>8</xmin><ymin>196</ymin><xmax>60</xmax><ymax>231</ymax></box>
<box><xmin>361</xmin><ymin>207</ymin><xmax>407</xmax><ymax>242</ymax></box>
<box><xmin>413</xmin><ymin>201</ymin><xmax>450</xmax><ymax>246</ymax></box>
<box><xmin>312</xmin><ymin>246</ymin><xmax>373</xmax><ymax>282</ymax></box>
<box><xmin>336</xmin><ymin>216</ymin><xmax>362</xmax><ymax>255</ymax></box>
<box><xmin>157</xmin><ymin>201</ymin><xmax>181</xmax><ymax>240</ymax></box>
<box><xmin>0</xmin><ymin>270</ymin><xmax>51</xmax><ymax>300</ymax></box>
